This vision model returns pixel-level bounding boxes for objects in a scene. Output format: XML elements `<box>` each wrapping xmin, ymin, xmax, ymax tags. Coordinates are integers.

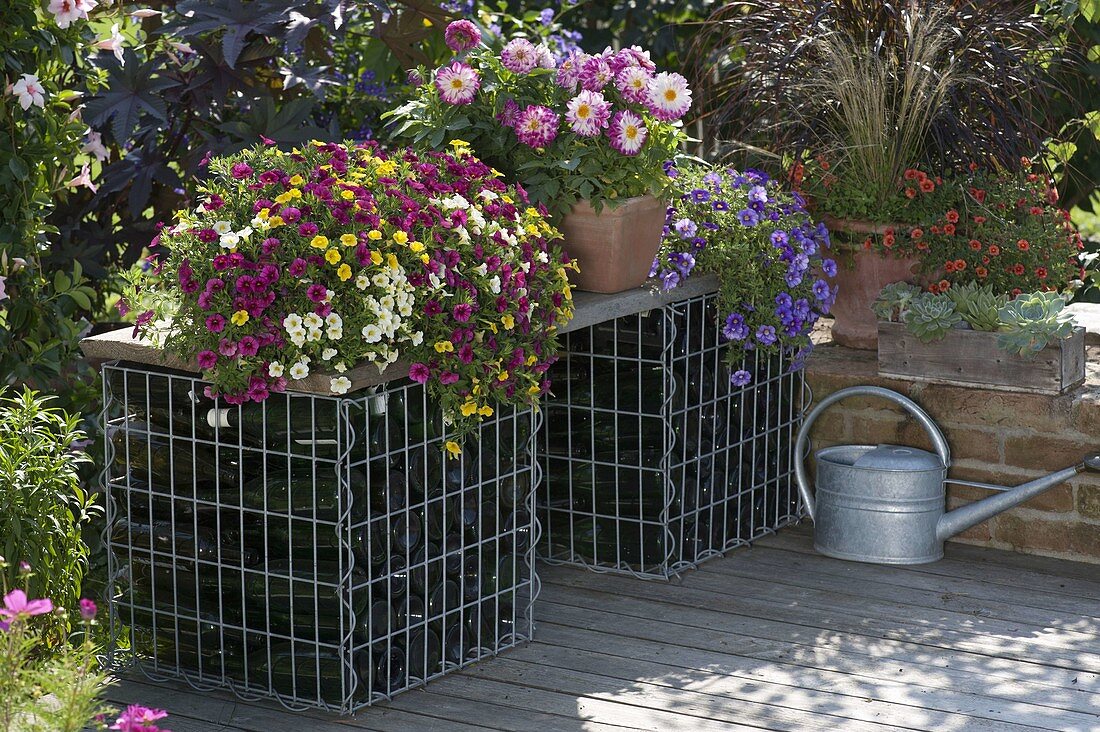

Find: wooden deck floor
<box><xmin>105</xmin><ymin>528</ymin><xmax>1100</xmax><ymax>731</ymax></box>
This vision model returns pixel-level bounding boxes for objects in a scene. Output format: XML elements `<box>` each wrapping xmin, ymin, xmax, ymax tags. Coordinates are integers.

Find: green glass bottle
<box><xmin>404</xmin><ymin>627</ymin><xmax>442</xmax><ymax>681</ymax></box>
<box><xmin>242</xmin><ymin>560</ymin><xmax>368</xmax><ymax>616</ymax></box>
<box><xmin>426</xmin><ymin>579</ymin><xmax>461</xmax><ymax>621</ymax></box>
<box><xmin>239</xmin><ymin>466</ymin><xmax>369</xmax><ymax>522</ymax></box>
<box><xmin>128</xmin><ymin>557</ymin><xmax>244</xmax><ymax>625</ymax></box>
<box><xmin>128</xmin><ymin>607</ymin><xmax>251</xmax><ymax>679</ymax></box>
<box><xmin>464</xmin><ymin>599</ymin><xmax>520</xmax><ymax>651</ymax></box>
<box><xmin>111</xmin><ymin>373</ymin><xmax>217</xmax><ymax>441</ymax></box>
<box><xmin>406</xmin><ymin>445</ymin><xmax>466</xmax><ymax>502</ymax></box>
<box><xmin>110</xmin><ymin>428</ymin><xmax>248</xmax><ymax>493</ymax></box>
<box><xmin>247</xmin><ymin>642</ymin><xmax>370</xmax><ymax>702</ymax></box>
<box><xmin>359</xmin><ymin>513</ymin><xmax>424</xmax><ymax>570</ymax></box>
<box><xmin>431</xmin><ymin>615</ymin><xmax>471</xmax><ymax>666</ymax></box>
<box><xmin>204</xmin><ymin>394</ymin><xmax>359</xmax><ymax>458</ymax></box>
<box><xmin>113</xmin><ymin>519</ymin><xmax>258</xmax><ymax>567</ymax></box>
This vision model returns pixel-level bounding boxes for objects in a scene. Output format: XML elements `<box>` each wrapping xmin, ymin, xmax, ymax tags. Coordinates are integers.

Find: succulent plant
<box><xmin>873</xmin><ymin>281</ymin><xmax>923</xmax><ymax>322</ymax></box>
<box><xmin>945</xmin><ymin>282</ymin><xmax>1007</xmax><ymax>332</ymax></box>
<box><xmin>901</xmin><ymin>293</ymin><xmax>963</xmax><ymax>343</ymax></box>
<box><xmin>996</xmin><ymin>291</ymin><xmax>1076</xmax><ymax>356</ymax></box>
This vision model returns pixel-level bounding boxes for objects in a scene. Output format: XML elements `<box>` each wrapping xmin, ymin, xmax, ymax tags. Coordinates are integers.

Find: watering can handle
<box><xmin>794</xmin><ymin>385</ymin><xmax>951</xmax><ymax>521</ymax></box>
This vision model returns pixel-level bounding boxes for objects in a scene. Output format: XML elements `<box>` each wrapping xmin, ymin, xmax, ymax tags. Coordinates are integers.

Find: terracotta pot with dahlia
<box><xmin>387</xmin><ymin>19</ymin><xmax>692</xmax><ymax>293</ymax></box>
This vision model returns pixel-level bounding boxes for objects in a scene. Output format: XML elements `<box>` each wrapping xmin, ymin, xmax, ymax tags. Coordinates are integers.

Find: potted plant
<box><xmin>121</xmin><ymin>139</ymin><xmax>575</xmax><ymax>439</ymax></box>
<box><xmin>693</xmin><ymin>0</ymin><xmax>1065</xmax><ymax>348</ymax></box>
<box><xmin>874</xmin><ymin>282</ymin><xmax>1085</xmax><ymax>394</ymax></box>
<box><xmin>652</xmin><ymin>161</ymin><xmax>837</xmax><ymax>386</ymax></box>
<box><xmin>387</xmin><ymin>20</ymin><xmax>692</xmax><ymax>293</ymax></box>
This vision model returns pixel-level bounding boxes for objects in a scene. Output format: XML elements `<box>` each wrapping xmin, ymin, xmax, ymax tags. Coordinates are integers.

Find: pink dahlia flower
<box><xmin>579</xmin><ymin>55</ymin><xmax>613</xmax><ymax>92</ymax></box>
<box><xmin>444</xmin><ymin>20</ymin><xmax>481</xmax><ymax>52</ymax></box>
<box><xmin>616</xmin><ymin>66</ymin><xmax>652</xmax><ymax>105</ymax></box>
<box><xmin>435</xmin><ymin>62</ymin><xmax>480</xmax><ymax>105</ymax></box>
<box><xmin>565</xmin><ymin>90</ymin><xmax>611</xmax><ymax>137</ymax></box>
<box><xmin>608</xmin><ymin>110</ymin><xmax>648</xmax><ymax>155</ymax></box>
<box><xmin>645</xmin><ymin>71</ymin><xmax>692</xmax><ymax>121</ymax></box>
<box><xmin>501</xmin><ymin>38</ymin><xmax>538</xmax><ymax>74</ymax></box>
<box><xmin>555</xmin><ymin>50</ymin><xmax>587</xmax><ymax>91</ymax></box>
<box><xmin>514</xmin><ymin>105</ymin><xmax>561</xmax><ymax>148</ymax></box>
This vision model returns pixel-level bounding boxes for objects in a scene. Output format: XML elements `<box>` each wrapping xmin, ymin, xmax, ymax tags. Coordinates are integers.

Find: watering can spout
<box><xmin>936</xmin><ymin>454</ymin><xmax>1100</xmax><ymax>542</ymax></box>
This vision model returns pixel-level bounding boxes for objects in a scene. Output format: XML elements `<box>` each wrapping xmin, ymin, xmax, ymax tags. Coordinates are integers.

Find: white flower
<box><xmin>330</xmin><ymin>376</ymin><xmax>352</xmax><ymax>394</ymax></box>
<box><xmin>489</xmin><ymin>275</ymin><xmax>501</xmax><ymax>294</ymax></box>
<box><xmin>538</xmin><ymin>251</ymin><xmax>549</xmax><ymax>263</ymax></box>
<box><xmin>11</xmin><ymin>74</ymin><xmax>45</xmax><ymax>110</ymax></box>
<box><xmin>303</xmin><ymin>313</ymin><xmax>323</xmax><ymax>329</ymax></box>
<box><xmin>170</xmin><ymin>41</ymin><xmax>195</xmax><ymax>55</ymax></box>
<box><xmin>325</xmin><ymin>289</ymin><xmax>335</xmax><ymax>302</ymax></box>
<box><xmin>386</xmin><ymin>350</ymin><xmax>400</xmax><ymax>364</ymax></box>
<box><xmin>307</xmin><ymin>327</ymin><xmax>323</xmax><ymax>342</ymax></box>
<box><xmin>268</xmin><ymin>362</ymin><xmax>284</xmax><ymax>378</ymax></box>
<box><xmin>130</xmin><ymin>8</ymin><xmax>160</xmax><ymax>19</ymax></box>
<box><xmin>372</xmin><ymin>272</ymin><xmax>389</xmax><ymax>288</ymax></box>
<box><xmin>428</xmin><ymin>273</ymin><xmax>444</xmax><ymax>290</ymax></box>
<box><xmin>237</xmin><ymin>226</ymin><xmax>253</xmax><ymax>240</ymax></box>
<box><xmin>379</xmin><ymin>295</ymin><xmax>395</xmax><ymax>312</ymax></box>
<box><xmin>81</xmin><ymin>130</ymin><xmax>109</xmax><ymax>162</ymax></box>
<box><xmin>398</xmin><ymin>303</ymin><xmax>413</xmax><ymax>317</ymax></box>
<box><xmin>361</xmin><ymin>324</ymin><xmax>383</xmax><ymax>343</ymax></box>
<box><xmin>283</xmin><ymin>313</ymin><xmax>303</xmax><ymax>330</ymax></box>
<box><xmin>95</xmin><ymin>23</ymin><xmax>126</xmax><ymax>64</ymax></box>
<box><xmin>219</xmin><ymin>232</ymin><xmax>240</xmax><ymax>249</ymax></box>
<box><xmin>410</xmin><ymin>331</ymin><xmax>424</xmax><ymax>347</ymax></box>
<box><xmin>334</xmin><ymin>361</ymin><xmax>347</xmax><ymax>373</ymax></box>
<box><xmin>325</xmin><ymin>312</ymin><xmax>343</xmax><ymax>328</ymax></box>
<box><xmin>473</xmin><ymin>263</ymin><xmax>488</xmax><ymax>277</ymax></box>
<box><xmin>321</xmin><ymin>348</ymin><xmax>337</xmax><ymax>361</ymax></box>
<box><xmin>289</xmin><ymin>362</ymin><xmax>310</xmax><ymax>380</ymax></box>
<box><xmin>326</xmin><ymin>326</ymin><xmax>343</xmax><ymax>341</ymax></box>
<box><xmin>289</xmin><ymin>331</ymin><xmax>306</xmax><ymax>347</ymax></box>
<box><xmin>65</xmin><ymin>162</ymin><xmax>97</xmax><ymax>193</ymax></box>
<box><xmin>299</xmin><ymin>355</ymin><xmax>311</xmax><ymax>364</ymax></box>
<box><xmin>212</xmin><ymin>220</ymin><xmax>233</xmax><ymax>235</ymax></box>
<box><xmin>48</xmin><ymin>0</ymin><xmax>95</xmax><ymax>29</ymax></box>
<box><xmin>355</xmin><ymin>275</ymin><xmax>370</xmax><ymax>290</ymax></box>
<box><xmin>479</xmin><ymin>189</ymin><xmax>498</xmax><ymax>201</ymax></box>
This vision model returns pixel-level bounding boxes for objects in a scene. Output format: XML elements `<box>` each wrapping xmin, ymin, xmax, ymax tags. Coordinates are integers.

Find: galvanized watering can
<box><xmin>794</xmin><ymin>385</ymin><xmax>1100</xmax><ymax>565</ymax></box>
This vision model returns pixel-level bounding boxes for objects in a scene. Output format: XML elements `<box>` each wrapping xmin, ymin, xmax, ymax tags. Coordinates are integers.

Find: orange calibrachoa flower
<box><xmin>975</xmin><ymin>266</ymin><xmax>988</xmax><ymax>278</ymax></box>
<box><xmin>919</xmin><ymin>178</ymin><xmax>935</xmax><ymax>193</ymax></box>
<box><xmin>945</xmin><ymin>210</ymin><xmax>960</xmax><ymax>223</ymax></box>
<box><xmin>1017</xmin><ymin>239</ymin><xmax>1029</xmax><ymax>251</ymax></box>
<box><xmin>988</xmin><ymin>244</ymin><xmax>1000</xmax><ymax>256</ymax></box>
<box><xmin>968</xmin><ymin>239</ymin><xmax>982</xmax><ymax>251</ymax></box>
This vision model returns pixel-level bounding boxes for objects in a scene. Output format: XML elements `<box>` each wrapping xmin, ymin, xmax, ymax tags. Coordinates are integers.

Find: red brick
<box><xmin>1072</xmin><ymin>391</ymin><xmax>1100</xmax><ymax>435</ymax></box>
<box><xmin>993</xmin><ymin>514</ymin><xmax>1071</xmax><ymax>554</ymax></box>
<box><xmin>1077</xmin><ymin>483</ymin><xmax>1100</xmax><ymax>521</ymax></box>
<box><xmin>1003</xmin><ymin>433</ymin><xmax>1097</xmax><ymax>473</ymax></box>
<box><xmin>917</xmin><ymin>384</ymin><xmax>1070</xmax><ymax>433</ymax></box>
<box><xmin>808</xmin><ymin>410</ymin><xmax>847</xmax><ymax>446</ymax></box>
<box><xmin>899</xmin><ymin>421</ymin><xmax>1001</xmax><ymax>465</ymax></box>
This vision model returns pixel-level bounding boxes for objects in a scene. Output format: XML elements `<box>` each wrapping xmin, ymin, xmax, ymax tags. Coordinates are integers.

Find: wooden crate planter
<box><xmin>877</xmin><ymin>321</ymin><xmax>1086</xmax><ymax>395</ymax></box>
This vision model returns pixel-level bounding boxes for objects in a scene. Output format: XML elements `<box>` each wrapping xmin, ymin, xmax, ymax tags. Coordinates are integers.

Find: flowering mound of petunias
<box><xmin>125</xmin><ymin>140</ymin><xmax>574</xmax><ymax>436</ymax></box>
<box><xmin>387</xmin><ymin>20</ymin><xmax>691</xmax><ymax>218</ymax></box>
<box><xmin>653</xmin><ymin>162</ymin><xmax>837</xmax><ymax>385</ymax></box>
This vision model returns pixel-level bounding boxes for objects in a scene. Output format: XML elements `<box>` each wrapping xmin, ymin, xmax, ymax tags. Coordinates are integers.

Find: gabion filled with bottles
<box><xmin>102</xmin><ymin>362</ymin><xmax>538</xmax><ymax>713</ymax></box>
<box><xmin>539</xmin><ymin>291</ymin><xmax>805</xmax><ymax>579</ymax></box>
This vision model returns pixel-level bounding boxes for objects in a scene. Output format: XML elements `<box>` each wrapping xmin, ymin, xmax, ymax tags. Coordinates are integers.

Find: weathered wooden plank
<box><xmin>539</xmin><ymin>568</ymin><xmax>1100</xmax><ymax>683</ymax></box>
<box><xmin>533</xmin><ymin>612</ymin><xmax>1100</xmax><ymax>730</ymax></box>
<box><xmin>426</xmin><ymin>674</ymin><xmax>759</xmax><ymax>732</ymax></box>
<box><xmin>699</xmin><ymin>547</ymin><xmax>1100</xmax><ymax>632</ymax></box>
<box><xmin>759</xmin><ymin>530</ymin><xmax>1100</xmax><ymax>601</ymax></box>
<box><xmin>738</xmin><ymin>541</ymin><xmax>1100</xmax><ymax>621</ymax></box>
<box><xmin>876</xmin><ymin>322</ymin><xmax>1086</xmax><ymax>395</ymax></box>
<box><xmin>561</xmin><ymin>275</ymin><xmax>718</xmax><ymax>334</ymax></box>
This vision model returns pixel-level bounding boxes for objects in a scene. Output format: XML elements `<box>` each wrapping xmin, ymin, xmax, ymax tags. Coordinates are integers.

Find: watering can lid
<box><xmin>850</xmin><ymin>444</ymin><xmax>945</xmax><ymax>472</ymax></box>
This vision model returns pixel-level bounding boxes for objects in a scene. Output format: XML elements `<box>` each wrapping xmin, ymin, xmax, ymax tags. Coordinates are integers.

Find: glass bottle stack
<box><xmin>104</xmin><ymin>364</ymin><xmax>536</xmax><ymax>713</ymax></box>
<box><xmin>538</xmin><ymin>292</ymin><xmax>803</xmax><ymax>578</ymax></box>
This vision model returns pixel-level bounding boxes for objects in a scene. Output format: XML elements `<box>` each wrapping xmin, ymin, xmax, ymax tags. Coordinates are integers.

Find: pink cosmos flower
<box><xmin>409</xmin><ymin>363</ymin><xmax>431</xmax><ymax>383</ymax></box>
<box><xmin>500</xmin><ymin>38</ymin><xmax>538</xmax><ymax>74</ymax></box>
<box><xmin>444</xmin><ymin>20</ymin><xmax>481</xmax><ymax>52</ymax></box>
<box><xmin>110</xmin><ymin>705</ymin><xmax>169</xmax><ymax>731</ymax></box>
<box><xmin>0</xmin><ymin>589</ymin><xmax>53</xmax><ymax>625</ymax></box>
<box><xmin>79</xmin><ymin>598</ymin><xmax>97</xmax><ymax>621</ymax></box>
<box><xmin>196</xmin><ymin>350</ymin><xmax>217</xmax><ymax>369</ymax></box>
<box><xmin>645</xmin><ymin>71</ymin><xmax>692</xmax><ymax>121</ymax></box>
<box><xmin>435</xmin><ymin>62</ymin><xmax>479</xmax><ymax>105</ymax></box>
<box><xmin>513</xmin><ymin>105</ymin><xmax>560</xmax><ymax>148</ymax></box>
<box><xmin>565</xmin><ymin>90</ymin><xmax>611</xmax><ymax>137</ymax></box>
<box><xmin>608</xmin><ymin>110</ymin><xmax>647</xmax><ymax>155</ymax></box>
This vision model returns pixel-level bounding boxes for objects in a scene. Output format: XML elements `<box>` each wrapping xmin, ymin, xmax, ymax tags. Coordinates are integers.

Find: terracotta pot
<box><xmin>823</xmin><ymin>217</ymin><xmax>922</xmax><ymax>350</ymax></box>
<box><xmin>558</xmin><ymin>195</ymin><xmax>666</xmax><ymax>293</ymax></box>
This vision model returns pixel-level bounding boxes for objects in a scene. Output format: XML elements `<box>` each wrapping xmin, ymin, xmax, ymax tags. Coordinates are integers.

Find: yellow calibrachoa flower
<box><xmin>526</xmin><ymin>355</ymin><xmax>538</xmax><ymax>366</ymax></box>
<box><xmin>340</xmin><ymin>234</ymin><xmax>357</xmax><ymax>247</ymax></box>
<box><xmin>340</xmin><ymin>189</ymin><xmax>355</xmax><ymax>201</ymax></box>
<box><xmin>460</xmin><ymin>402</ymin><xmax>478</xmax><ymax>417</ymax></box>
<box><xmin>231</xmin><ymin>310</ymin><xmax>249</xmax><ymax>326</ymax></box>
<box><xmin>274</xmin><ymin>192</ymin><xmax>292</xmax><ymax>204</ymax></box>
<box><xmin>269</xmin><ymin>216</ymin><xmax>284</xmax><ymax>227</ymax></box>
<box><xmin>392</xmin><ymin>230</ymin><xmax>409</xmax><ymax>245</ymax></box>
<box><xmin>258</xmin><ymin>208</ymin><xmax>270</xmax><ymax>220</ymax></box>
<box><xmin>409</xmin><ymin>241</ymin><xmax>425</xmax><ymax>253</ymax></box>
<box><xmin>501</xmin><ymin>314</ymin><xmax>515</xmax><ymax>330</ymax></box>
<box><xmin>386</xmin><ymin>253</ymin><xmax>399</xmax><ymax>270</ymax></box>
<box><xmin>488</xmin><ymin>323</ymin><xmax>498</xmax><ymax>334</ymax></box>
<box><xmin>367</xmin><ymin>229</ymin><xmax>382</xmax><ymax>240</ymax></box>
<box><xmin>502</xmin><ymin>195</ymin><xmax>513</xmax><ymax>204</ymax></box>
<box><xmin>477</xmin><ymin>405</ymin><xmax>493</xmax><ymax>417</ymax></box>
<box><xmin>310</xmin><ymin>235</ymin><xmax>329</xmax><ymax>249</ymax></box>
<box><xmin>528</xmin><ymin>385</ymin><xmax>541</xmax><ymax>396</ymax></box>
<box><xmin>497</xmin><ymin>370</ymin><xmax>509</xmax><ymax>382</ymax></box>
<box><xmin>288</xmin><ymin>188</ymin><xmax>302</xmax><ymax>199</ymax></box>
<box><xmin>336</xmin><ymin>263</ymin><xmax>352</xmax><ymax>281</ymax></box>
<box><xmin>420</xmin><ymin>253</ymin><xmax>430</xmax><ymax>264</ymax></box>
<box><xmin>434</xmin><ymin>340</ymin><xmax>454</xmax><ymax>353</ymax></box>
<box><xmin>325</xmin><ymin>248</ymin><xmax>341</xmax><ymax>264</ymax></box>
<box><xmin>445</xmin><ymin>440</ymin><xmax>461</xmax><ymax>458</ymax></box>
<box><xmin>370</xmin><ymin>250</ymin><xmax>383</xmax><ymax>265</ymax></box>
<box><xmin>289</xmin><ymin>174</ymin><xmax>304</xmax><ymax>186</ymax></box>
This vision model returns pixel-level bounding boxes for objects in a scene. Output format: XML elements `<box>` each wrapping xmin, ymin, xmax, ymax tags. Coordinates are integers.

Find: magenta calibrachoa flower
<box><xmin>391</xmin><ymin>21</ymin><xmax>693</xmax><ymax>218</ymax></box>
<box><xmin>435</xmin><ymin>62</ymin><xmax>480</xmax><ymax>105</ymax></box>
<box><xmin>124</xmin><ymin>140</ymin><xmax>575</xmax><ymax>436</ymax></box>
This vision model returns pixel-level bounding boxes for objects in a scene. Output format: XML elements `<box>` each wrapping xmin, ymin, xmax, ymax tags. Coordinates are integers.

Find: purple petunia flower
<box><xmin>737</xmin><ymin>209</ymin><xmax>759</xmax><ymax>227</ymax></box>
<box><xmin>453</xmin><ymin>302</ymin><xmax>474</xmax><ymax>322</ymax></box>
<box><xmin>812</xmin><ymin>279</ymin><xmax>831</xmax><ymax>301</ymax></box>
<box><xmin>730</xmin><ymin>369</ymin><xmax>752</xmax><ymax>387</ymax></box>
<box><xmin>822</xmin><ymin>258</ymin><xmax>838</xmax><ymax>277</ymax></box>
<box><xmin>722</xmin><ymin>313</ymin><xmax>749</xmax><ymax>341</ymax></box>
<box><xmin>673</xmin><ymin>218</ymin><xmax>697</xmax><ymax>240</ymax></box>
<box><xmin>770</xmin><ymin>230</ymin><xmax>788</xmax><ymax>247</ymax></box>
<box><xmin>196</xmin><ymin>350</ymin><xmax>218</xmax><ymax>370</ymax></box>
<box><xmin>690</xmin><ymin>188</ymin><xmax>710</xmax><ymax>203</ymax></box>
<box><xmin>206</xmin><ymin>314</ymin><xmax>226</xmax><ymax>333</ymax></box>
<box><xmin>660</xmin><ymin>269</ymin><xmax>680</xmax><ymax>291</ymax></box>
<box><xmin>756</xmin><ymin>325</ymin><xmax>778</xmax><ymax>346</ymax></box>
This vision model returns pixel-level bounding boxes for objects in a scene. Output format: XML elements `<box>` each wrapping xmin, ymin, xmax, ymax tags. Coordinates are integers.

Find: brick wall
<box><xmin>804</xmin><ymin>333</ymin><xmax>1100</xmax><ymax>563</ymax></box>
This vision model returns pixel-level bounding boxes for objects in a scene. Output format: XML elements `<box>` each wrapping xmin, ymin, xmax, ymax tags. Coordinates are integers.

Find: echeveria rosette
<box><xmin>124</xmin><ymin>140</ymin><xmax>575</xmax><ymax>439</ymax></box>
<box><xmin>654</xmin><ymin>162</ymin><xmax>837</xmax><ymax>385</ymax></box>
<box><xmin>384</xmin><ymin>22</ymin><xmax>691</xmax><ymax>219</ymax></box>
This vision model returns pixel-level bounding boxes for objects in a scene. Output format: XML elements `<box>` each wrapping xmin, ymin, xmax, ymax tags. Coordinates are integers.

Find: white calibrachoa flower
<box><xmin>325</xmin><ymin>313</ymin><xmax>343</xmax><ymax>328</ymax></box>
<box><xmin>303</xmin><ymin>313</ymin><xmax>323</xmax><ymax>330</ymax></box>
<box><xmin>307</xmin><ymin>327</ymin><xmax>323</xmax><ymax>342</ymax></box>
<box><xmin>473</xmin><ymin>263</ymin><xmax>488</xmax><ymax>276</ymax></box>
<box><xmin>355</xmin><ymin>274</ymin><xmax>370</xmax><ymax>290</ymax></box>
<box><xmin>326</xmin><ymin>326</ymin><xmax>343</xmax><ymax>341</ymax></box>
<box><xmin>283</xmin><ymin>313</ymin><xmax>302</xmax><ymax>330</ymax></box>
<box><xmin>409</xmin><ymin>331</ymin><xmax>424</xmax><ymax>346</ymax></box>
<box><xmin>289</xmin><ymin>330</ymin><xmax>306</xmax><ymax>347</ymax></box>
<box><xmin>268</xmin><ymin>362</ymin><xmax>284</xmax><ymax>378</ymax></box>
<box><xmin>321</xmin><ymin>348</ymin><xmax>337</xmax><ymax>361</ymax></box>
<box><xmin>219</xmin><ymin>233</ymin><xmax>240</xmax><ymax>249</ymax></box>
<box><xmin>362</xmin><ymin>324</ymin><xmax>383</xmax><ymax>343</ymax></box>
<box><xmin>212</xmin><ymin>221</ymin><xmax>233</xmax><ymax>235</ymax></box>
<box><xmin>289</xmin><ymin>362</ymin><xmax>310</xmax><ymax>380</ymax></box>
<box><xmin>330</xmin><ymin>376</ymin><xmax>352</xmax><ymax>394</ymax></box>
<box><xmin>334</xmin><ymin>362</ymin><xmax>347</xmax><ymax>373</ymax></box>
<box><xmin>488</xmin><ymin>275</ymin><xmax>502</xmax><ymax>294</ymax></box>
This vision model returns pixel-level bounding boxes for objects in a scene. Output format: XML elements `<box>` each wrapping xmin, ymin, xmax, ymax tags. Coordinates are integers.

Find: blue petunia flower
<box><xmin>756</xmin><ymin>325</ymin><xmax>778</xmax><ymax>346</ymax></box>
<box><xmin>737</xmin><ymin>209</ymin><xmax>760</xmax><ymax>227</ymax></box>
<box><xmin>822</xmin><ymin>258</ymin><xmax>837</xmax><ymax>277</ymax></box>
<box><xmin>730</xmin><ymin>369</ymin><xmax>753</xmax><ymax>387</ymax></box>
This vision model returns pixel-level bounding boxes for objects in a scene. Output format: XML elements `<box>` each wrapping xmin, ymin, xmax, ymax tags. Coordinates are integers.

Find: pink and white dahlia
<box><xmin>534</xmin><ymin>43</ymin><xmax>556</xmax><ymax>69</ymax></box>
<box><xmin>645</xmin><ymin>71</ymin><xmax>692</xmax><ymax>121</ymax></box>
<box><xmin>565</xmin><ymin>90</ymin><xmax>612</xmax><ymax>137</ymax></box>
<box><xmin>612</xmin><ymin>45</ymin><xmax>656</xmax><ymax>73</ymax></box>
<box><xmin>496</xmin><ymin>98</ymin><xmax>521</xmax><ymax>127</ymax></box>
<box><xmin>435</xmin><ymin>62</ymin><xmax>480</xmax><ymax>105</ymax></box>
<box><xmin>608</xmin><ymin>110</ymin><xmax>647</xmax><ymax>155</ymax></box>
<box><xmin>444</xmin><ymin>20</ymin><xmax>481</xmax><ymax>52</ymax></box>
<box><xmin>514</xmin><ymin>105</ymin><xmax>560</xmax><ymax>148</ymax></box>
<box><xmin>555</xmin><ymin>50</ymin><xmax>587</xmax><ymax>91</ymax></box>
<box><xmin>501</xmin><ymin>38</ymin><xmax>538</xmax><ymax>75</ymax></box>
<box><xmin>579</xmin><ymin>55</ymin><xmax>613</xmax><ymax>92</ymax></box>
<box><xmin>616</xmin><ymin>66</ymin><xmax>652</xmax><ymax>104</ymax></box>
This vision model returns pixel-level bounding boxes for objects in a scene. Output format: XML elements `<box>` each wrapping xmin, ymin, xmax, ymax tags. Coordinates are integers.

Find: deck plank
<box><xmin>99</xmin><ymin>537</ymin><xmax>1100</xmax><ymax>731</ymax></box>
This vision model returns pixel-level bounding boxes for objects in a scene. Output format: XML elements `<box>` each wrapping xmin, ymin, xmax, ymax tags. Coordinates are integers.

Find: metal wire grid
<box><xmin>101</xmin><ymin>362</ymin><xmax>539</xmax><ymax>714</ymax></box>
<box><xmin>538</xmin><ymin>291</ymin><xmax>807</xmax><ymax>580</ymax></box>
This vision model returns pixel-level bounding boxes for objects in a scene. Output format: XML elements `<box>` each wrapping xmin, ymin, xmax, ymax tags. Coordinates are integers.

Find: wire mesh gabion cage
<box><xmin>538</xmin><ymin>291</ymin><xmax>807</xmax><ymax>580</ymax></box>
<box><xmin>101</xmin><ymin>361</ymin><xmax>539</xmax><ymax>714</ymax></box>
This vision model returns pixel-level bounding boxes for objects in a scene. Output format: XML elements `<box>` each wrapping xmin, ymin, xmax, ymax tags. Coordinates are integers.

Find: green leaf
<box><xmin>7</xmin><ymin>156</ymin><xmax>29</xmax><ymax>180</ymax></box>
<box><xmin>67</xmin><ymin>290</ymin><xmax>92</xmax><ymax>310</ymax></box>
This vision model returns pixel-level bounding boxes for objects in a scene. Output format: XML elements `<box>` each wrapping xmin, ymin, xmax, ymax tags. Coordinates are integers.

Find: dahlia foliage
<box><xmin>654</xmin><ymin>162</ymin><xmax>838</xmax><ymax>383</ymax></box>
<box><xmin>388</xmin><ymin>20</ymin><xmax>691</xmax><ymax>218</ymax></box>
<box><xmin>124</xmin><ymin>140</ymin><xmax>575</xmax><ymax>436</ymax></box>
